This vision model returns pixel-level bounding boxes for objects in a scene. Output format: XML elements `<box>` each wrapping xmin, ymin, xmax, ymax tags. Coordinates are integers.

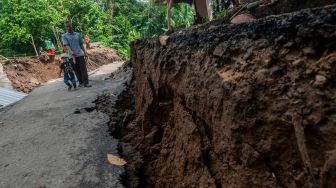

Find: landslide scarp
<box><xmin>104</xmin><ymin>4</ymin><xmax>336</xmax><ymax>188</ymax></box>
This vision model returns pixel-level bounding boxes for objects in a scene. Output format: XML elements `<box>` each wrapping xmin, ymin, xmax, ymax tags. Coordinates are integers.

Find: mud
<box><xmin>3</xmin><ymin>47</ymin><xmax>122</xmax><ymax>93</ymax></box>
<box><xmin>125</xmin><ymin>5</ymin><xmax>336</xmax><ymax>188</ymax></box>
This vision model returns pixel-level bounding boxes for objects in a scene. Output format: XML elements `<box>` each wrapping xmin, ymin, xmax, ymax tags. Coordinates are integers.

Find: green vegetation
<box><xmin>0</xmin><ymin>0</ymin><xmax>194</xmax><ymax>58</ymax></box>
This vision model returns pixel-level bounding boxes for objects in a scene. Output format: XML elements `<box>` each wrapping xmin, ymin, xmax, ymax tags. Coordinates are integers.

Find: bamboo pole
<box><xmin>0</xmin><ymin>55</ymin><xmax>9</xmax><ymax>61</ymax></box>
<box><xmin>52</xmin><ymin>26</ymin><xmax>62</xmax><ymax>51</ymax></box>
<box><xmin>30</xmin><ymin>34</ymin><xmax>39</xmax><ymax>57</ymax></box>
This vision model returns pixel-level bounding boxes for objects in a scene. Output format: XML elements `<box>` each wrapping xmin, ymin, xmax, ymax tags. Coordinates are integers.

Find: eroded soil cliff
<box><xmin>98</xmin><ymin>5</ymin><xmax>336</xmax><ymax>188</ymax></box>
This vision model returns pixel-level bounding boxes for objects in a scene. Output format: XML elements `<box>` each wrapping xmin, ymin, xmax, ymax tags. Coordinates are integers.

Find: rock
<box><xmin>314</xmin><ymin>75</ymin><xmax>327</xmax><ymax>86</ymax></box>
<box><xmin>159</xmin><ymin>35</ymin><xmax>169</xmax><ymax>46</ymax></box>
<box><xmin>231</xmin><ymin>13</ymin><xmax>256</xmax><ymax>24</ymax></box>
<box><xmin>292</xmin><ymin>59</ymin><xmax>304</xmax><ymax>67</ymax></box>
<box><xmin>30</xmin><ymin>78</ymin><xmax>39</xmax><ymax>85</ymax></box>
<box><xmin>283</xmin><ymin>41</ymin><xmax>294</xmax><ymax>48</ymax></box>
<box><xmin>302</xmin><ymin>47</ymin><xmax>316</xmax><ymax>56</ymax></box>
<box><xmin>213</xmin><ymin>42</ymin><xmax>228</xmax><ymax>57</ymax></box>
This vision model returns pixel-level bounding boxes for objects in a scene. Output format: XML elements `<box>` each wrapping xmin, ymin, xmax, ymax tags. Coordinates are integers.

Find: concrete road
<box><xmin>0</xmin><ymin>62</ymin><xmax>130</xmax><ymax>188</ymax></box>
<box><xmin>0</xmin><ymin>63</ymin><xmax>12</xmax><ymax>89</ymax></box>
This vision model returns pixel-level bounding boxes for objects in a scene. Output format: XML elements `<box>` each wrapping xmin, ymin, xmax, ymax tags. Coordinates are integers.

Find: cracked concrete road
<box><xmin>0</xmin><ymin>62</ymin><xmax>130</xmax><ymax>188</ymax></box>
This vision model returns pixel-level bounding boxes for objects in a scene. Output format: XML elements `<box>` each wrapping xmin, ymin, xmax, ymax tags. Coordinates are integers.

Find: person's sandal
<box><xmin>68</xmin><ymin>84</ymin><xmax>72</xmax><ymax>91</ymax></box>
<box><xmin>84</xmin><ymin>84</ymin><xmax>92</xmax><ymax>88</ymax></box>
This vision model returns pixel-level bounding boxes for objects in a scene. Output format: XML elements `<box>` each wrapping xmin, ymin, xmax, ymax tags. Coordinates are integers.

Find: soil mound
<box><xmin>121</xmin><ymin>5</ymin><xmax>336</xmax><ymax>188</ymax></box>
<box><xmin>88</xmin><ymin>47</ymin><xmax>124</xmax><ymax>66</ymax></box>
<box><xmin>3</xmin><ymin>58</ymin><xmax>59</xmax><ymax>93</ymax></box>
<box><xmin>3</xmin><ymin>47</ymin><xmax>122</xmax><ymax>93</ymax></box>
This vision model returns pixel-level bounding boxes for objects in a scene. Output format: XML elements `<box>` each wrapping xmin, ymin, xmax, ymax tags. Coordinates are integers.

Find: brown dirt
<box><xmin>3</xmin><ymin>47</ymin><xmax>122</xmax><ymax>93</ymax></box>
<box><xmin>114</xmin><ymin>4</ymin><xmax>336</xmax><ymax>188</ymax></box>
<box><xmin>3</xmin><ymin>58</ymin><xmax>59</xmax><ymax>93</ymax></box>
<box><xmin>87</xmin><ymin>47</ymin><xmax>124</xmax><ymax>67</ymax></box>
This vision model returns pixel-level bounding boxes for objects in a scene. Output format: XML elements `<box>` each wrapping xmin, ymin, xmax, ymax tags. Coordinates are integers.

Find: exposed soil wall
<box><xmin>127</xmin><ymin>5</ymin><xmax>336</xmax><ymax>188</ymax></box>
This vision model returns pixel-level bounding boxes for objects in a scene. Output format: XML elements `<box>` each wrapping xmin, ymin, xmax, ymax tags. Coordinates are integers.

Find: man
<box><xmin>62</xmin><ymin>21</ymin><xmax>91</xmax><ymax>87</ymax></box>
<box><xmin>156</xmin><ymin>0</ymin><xmax>212</xmax><ymax>31</ymax></box>
<box><xmin>38</xmin><ymin>46</ymin><xmax>48</xmax><ymax>64</ymax></box>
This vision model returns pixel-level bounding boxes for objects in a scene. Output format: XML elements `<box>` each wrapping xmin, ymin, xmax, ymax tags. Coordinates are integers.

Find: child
<box><xmin>38</xmin><ymin>47</ymin><xmax>48</xmax><ymax>64</ymax></box>
<box><xmin>59</xmin><ymin>53</ymin><xmax>77</xmax><ymax>91</ymax></box>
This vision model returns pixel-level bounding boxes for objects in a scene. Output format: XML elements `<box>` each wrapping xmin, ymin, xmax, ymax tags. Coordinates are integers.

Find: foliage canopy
<box><xmin>0</xmin><ymin>0</ymin><xmax>194</xmax><ymax>57</ymax></box>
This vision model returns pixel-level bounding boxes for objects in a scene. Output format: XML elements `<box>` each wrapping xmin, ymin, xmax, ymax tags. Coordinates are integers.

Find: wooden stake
<box><xmin>52</xmin><ymin>26</ymin><xmax>62</xmax><ymax>51</ymax></box>
<box><xmin>30</xmin><ymin>34</ymin><xmax>39</xmax><ymax>57</ymax></box>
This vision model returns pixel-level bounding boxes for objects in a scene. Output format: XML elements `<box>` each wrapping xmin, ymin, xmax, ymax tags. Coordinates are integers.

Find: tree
<box><xmin>0</xmin><ymin>0</ymin><xmax>111</xmax><ymax>56</ymax></box>
<box><xmin>0</xmin><ymin>0</ymin><xmax>195</xmax><ymax>57</ymax></box>
<box><xmin>0</xmin><ymin>0</ymin><xmax>64</xmax><ymax>55</ymax></box>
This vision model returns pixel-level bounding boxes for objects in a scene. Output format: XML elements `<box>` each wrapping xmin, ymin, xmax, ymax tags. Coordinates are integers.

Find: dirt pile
<box><xmin>116</xmin><ymin>5</ymin><xmax>336</xmax><ymax>188</ymax></box>
<box><xmin>3</xmin><ymin>58</ymin><xmax>59</xmax><ymax>93</ymax></box>
<box><xmin>87</xmin><ymin>47</ymin><xmax>124</xmax><ymax>66</ymax></box>
<box><xmin>3</xmin><ymin>47</ymin><xmax>122</xmax><ymax>93</ymax></box>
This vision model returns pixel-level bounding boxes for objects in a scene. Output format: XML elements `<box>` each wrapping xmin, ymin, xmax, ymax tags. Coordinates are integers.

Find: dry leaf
<box><xmin>107</xmin><ymin>154</ymin><xmax>127</xmax><ymax>166</ymax></box>
<box><xmin>107</xmin><ymin>91</ymin><xmax>115</xmax><ymax>96</ymax></box>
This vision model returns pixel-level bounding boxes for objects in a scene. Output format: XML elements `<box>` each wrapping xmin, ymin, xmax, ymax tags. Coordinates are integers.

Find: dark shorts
<box><xmin>64</xmin><ymin>72</ymin><xmax>76</xmax><ymax>85</ymax></box>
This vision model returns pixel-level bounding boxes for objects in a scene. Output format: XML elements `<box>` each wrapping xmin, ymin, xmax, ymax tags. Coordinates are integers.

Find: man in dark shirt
<box><xmin>59</xmin><ymin>53</ymin><xmax>77</xmax><ymax>91</ymax></box>
<box><xmin>62</xmin><ymin>21</ymin><xmax>91</xmax><ymax>87</ymax></box>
